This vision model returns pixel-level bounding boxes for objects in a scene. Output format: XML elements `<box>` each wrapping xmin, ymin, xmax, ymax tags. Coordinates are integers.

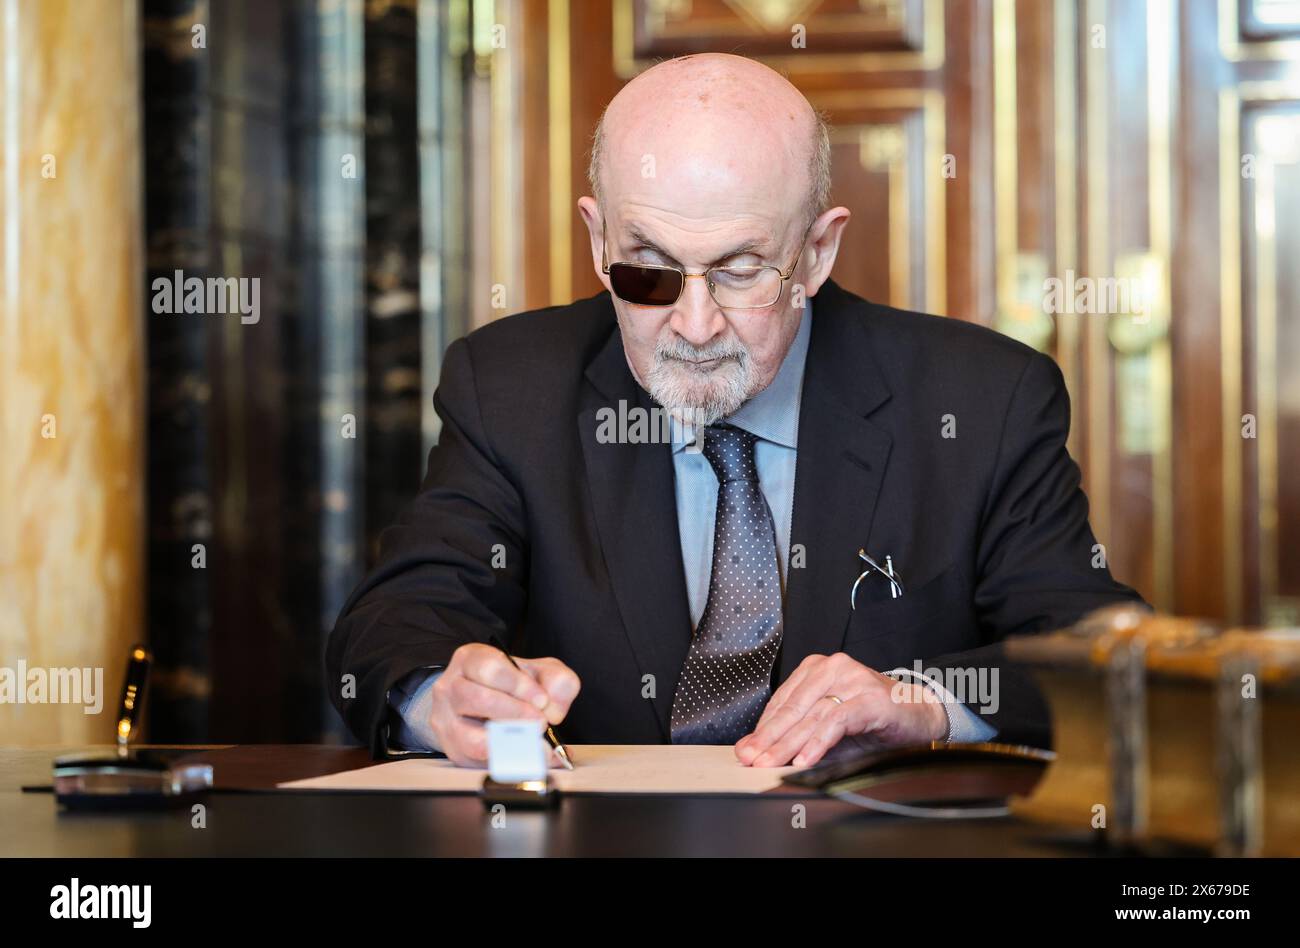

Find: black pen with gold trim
<box><xmin>487</xmin><ymin>635</ymin><xmax>575</xmax><ymax>770</ymax></box>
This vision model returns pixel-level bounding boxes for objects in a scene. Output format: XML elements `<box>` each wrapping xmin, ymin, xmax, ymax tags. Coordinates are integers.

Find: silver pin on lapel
<box><xmin>850</xmin><ymin>548</ymin><xmax>905</xmax><ymax>609</ymax></box>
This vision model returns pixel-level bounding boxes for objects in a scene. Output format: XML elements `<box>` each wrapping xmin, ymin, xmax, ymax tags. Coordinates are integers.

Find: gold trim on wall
<box><xmin>1055</xmin><ymin>0</ymin><xmax>1081</xmax><ymax>460</ymax></box>
<box><xmin>1085</xmin><ymin>0</ymin><xmax>1112</xmax><ymax>549</ymax></box>
<box><xmin>1221</xmin><ymin>80</ymin><xmax>1300</xmax><ymax>626</ymax></box>
<box><xmin>488</xmin><ymin>0</ymin><xmax>524</xmax><ymax>312</ymax></box>
<box><xmin>1220</xmin><ymin>88</ymin><xmax>1245</xmax><ymax>625</ymax></box>
<box><xmin>1148</xmin><ymin>0</ymin><xmax>1175</xmax><ymax>611</ymax></box>
<box><xmin>548</xmin><ymin>0</ymin><xmax>572</xmax><ymax>305</ymax></box>
<box><xmin>698</xmin><ymin>1</ymin><xmax>901</xmax><ymax>35</ymax></box>
<box><xmin>993</xmin><ymin>0</ymin><xmax>1053</xmax><ymax>354</ymax></box>
<box><xmin>1241</xmin><ymin>82</ymin><xmax>1300</xmax><ymax>624</ymax></box>
<box><xmin>481</xmin><ymin>0</ymin><xmax>500</xmax><ymax>300</ymax></box>
<box><xmin>850</xmin><ymin>123</ymin><xmax>910</xmax><ymax>307</ymax></box>
<box><xmin>613</xmin><ymin>0</ymin><xmax>945</xmax><ymax>79</ymax></box>
<box><xmin>1219</xmin><ymin>0</ymin><xmax>1300</xmax><ymax>62</ymax></box>
<box><xmin>1255</xmin><ymin>147</ymin><xmax>1280</xmax><ymax>623</ymax></box>
<box><xmin>994</xmin><ymin>0</ymin><xmax>1017</xmax><ymax>287</ymax></box>
<box><xmin>923</xmin><ymin>89</ymin><xmax>946</xmax><ymax>315</ymax></box>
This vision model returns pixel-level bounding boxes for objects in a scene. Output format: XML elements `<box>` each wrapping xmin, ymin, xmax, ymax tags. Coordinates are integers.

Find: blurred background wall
<box><xmin>0</xmin><ymin>0</ymin><xmax>1296</xmax><ymax>745</ymax></box>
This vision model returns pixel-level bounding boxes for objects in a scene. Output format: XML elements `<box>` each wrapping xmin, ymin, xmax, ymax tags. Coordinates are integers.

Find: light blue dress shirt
<box><xmin>390</xmin><ymin>299</ymin><xmax>995</xmax><ymax>752</ymax></box>
<box><xmin>668</xmin><ymin>300</ymin><xmax>806</xmax><ymax>627</ymax></box>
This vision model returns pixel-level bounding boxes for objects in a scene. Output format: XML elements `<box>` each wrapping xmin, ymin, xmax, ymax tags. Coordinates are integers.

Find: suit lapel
<box><xmin>778</xmin><ymin>280</ymin><xmax>894</xmax><ymax>679</ymax></box>
<box><xmin>578</xmin><ymin>311</ymin><xmax>692</xmax><ymax>741</ymax></box>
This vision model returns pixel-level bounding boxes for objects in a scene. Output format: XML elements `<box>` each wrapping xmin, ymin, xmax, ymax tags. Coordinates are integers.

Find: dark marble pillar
<box><xmin>143</xmin><ymin>0</ymin><xmax>459</xmax><ymax>743</ymax></box>
<box><xmin>282</xmin><ymin>0</ymin><xmax>368</xmax><ymax>741</ymax></box>
<box><xmin>364</xmin><ymin>0</ymin><xmax>423</xmax><ymax>561</ymax></box>
<box><xmin>142</xmin><ymin>0</ymin><xmax>217</xmax><ymax>741</ymax></box>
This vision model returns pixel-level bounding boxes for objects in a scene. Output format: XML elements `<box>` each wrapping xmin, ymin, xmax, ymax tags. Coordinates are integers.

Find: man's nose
<box><xmin>669</xmin><ymin>275</ymin><xmax>727</xmax><ymax>347</ymax></box>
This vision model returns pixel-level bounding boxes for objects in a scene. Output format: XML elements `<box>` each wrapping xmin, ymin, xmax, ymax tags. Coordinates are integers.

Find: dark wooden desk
<box><xmin>1</xmin><ymin>744</ymin><xmax>1099</xmax><ymax>857</ymax></box>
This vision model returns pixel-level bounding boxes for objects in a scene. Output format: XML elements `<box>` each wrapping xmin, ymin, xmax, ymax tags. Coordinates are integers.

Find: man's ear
<box><xmin>577</xmin><ymin>196</ymin><xmax>612</xmax><ymax>294</ymax></box>
<box><xmin>801</xmin><ymin>206</ymin><xmax>851</xmax><ymax>297</ymax></box>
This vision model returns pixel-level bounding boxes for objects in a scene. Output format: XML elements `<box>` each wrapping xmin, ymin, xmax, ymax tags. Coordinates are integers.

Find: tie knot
<box><xmin>702</xmin><ymin>425</ymin><xmax>759</xmax><ymax>483</ymax></box>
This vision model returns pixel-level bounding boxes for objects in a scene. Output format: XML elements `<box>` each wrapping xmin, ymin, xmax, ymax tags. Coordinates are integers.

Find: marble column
<box><xmin>365</xmin><ymin>0</ymin><xmax>424</xmax><ymax>563</ymax></box>
<box><xmin>0</xmin><ymin>0</ymin><xmax>144</xmax><ymax>745</ymax></box>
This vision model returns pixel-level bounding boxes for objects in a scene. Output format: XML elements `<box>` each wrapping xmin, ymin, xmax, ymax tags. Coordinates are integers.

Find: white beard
<box><xmin>644</xmin><ymin>333</ymin><xmax>754</xmax><ymax>428</ymax></box>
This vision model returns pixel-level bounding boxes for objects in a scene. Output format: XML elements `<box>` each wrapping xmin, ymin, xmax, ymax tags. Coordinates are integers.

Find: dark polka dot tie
<box><xmin>670</xmin><ymin>424</ymin><xmax>784</xmax><ymax>744</ymax></box>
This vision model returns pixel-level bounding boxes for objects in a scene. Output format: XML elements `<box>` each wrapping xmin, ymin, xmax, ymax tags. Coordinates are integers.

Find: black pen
<box><xmin>487</xmin><ymin>635</ymin><xmax>575</xmax><ymax>770</ymax></box>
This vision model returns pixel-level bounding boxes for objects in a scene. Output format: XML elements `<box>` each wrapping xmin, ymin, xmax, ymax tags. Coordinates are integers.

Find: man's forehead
<box><xmin>601</xmin><ymin>111</ymin><xmax>806</xmax><ymax>203</ymax></box>
<box><xmin>615</xmin><ymin>214</ymin><xmax>777</xmax><ymax>250</ymax></box>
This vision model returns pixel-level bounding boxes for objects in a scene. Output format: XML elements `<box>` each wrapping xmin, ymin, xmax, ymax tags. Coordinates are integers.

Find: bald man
<box><xmin>328</xmin><ymin>53</ymin><xmax>1143</xmax><ymax>767</ymax></box>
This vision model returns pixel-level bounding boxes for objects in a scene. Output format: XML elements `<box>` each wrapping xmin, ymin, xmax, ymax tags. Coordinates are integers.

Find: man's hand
<box><xmin>426</xmin><ymin>643</ymin><xmax>581</xmax><ymax>767</ymax></box>
<box><xmin>735</xmin><ymin>653</ymin><xmax>948</xmax><ymax>768</ymax></box>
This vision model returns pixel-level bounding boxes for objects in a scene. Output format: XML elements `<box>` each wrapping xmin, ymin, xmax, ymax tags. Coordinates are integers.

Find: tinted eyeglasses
<box><xmin>600</xmin><ymin>219</ymin><xmax>812</xmax><ymax>309</ymax></box>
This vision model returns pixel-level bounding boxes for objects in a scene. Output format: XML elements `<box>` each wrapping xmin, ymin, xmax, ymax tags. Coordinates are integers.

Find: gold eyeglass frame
<box><xmin>600</xmin><ymin>217</ymin><xmax>814</xmax><ymax>310</ymax></box>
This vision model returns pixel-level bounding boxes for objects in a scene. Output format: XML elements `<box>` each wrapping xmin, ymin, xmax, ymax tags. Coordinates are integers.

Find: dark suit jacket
<box><xmin>327</xmin><ymin>278</ymin><xmax>1143</xmax><ymax>755</ymax></box>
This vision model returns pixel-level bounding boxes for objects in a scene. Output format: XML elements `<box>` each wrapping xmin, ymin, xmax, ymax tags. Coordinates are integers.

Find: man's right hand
<box><xmin>426</xmin><ymin>642</ymin><xmax>581</xmax><ymax>767</ymax></box>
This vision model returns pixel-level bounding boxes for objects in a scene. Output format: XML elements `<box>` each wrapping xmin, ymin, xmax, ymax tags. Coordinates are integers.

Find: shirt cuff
<box><xmin>883</xmin><ymin>666</ymin><xmax>998</xmax><ymax>744</ymax></box>
<box><xmin>385</xmin><ymin>667</ymin><xmax>446</xmax><ymax>753</ymax></box>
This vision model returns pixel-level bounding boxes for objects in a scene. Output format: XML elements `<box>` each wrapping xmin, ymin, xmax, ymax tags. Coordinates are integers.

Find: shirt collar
<box><xmin>671</xmin><ymin>299</ymin><xmax>812</xmax><ymax>453</ymax></box>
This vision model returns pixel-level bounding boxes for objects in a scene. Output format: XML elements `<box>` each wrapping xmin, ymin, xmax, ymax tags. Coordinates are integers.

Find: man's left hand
<box><xmin>735</xmin><ymin>653</ymin><xmax>949</xmax><ymax>768</ymax></box>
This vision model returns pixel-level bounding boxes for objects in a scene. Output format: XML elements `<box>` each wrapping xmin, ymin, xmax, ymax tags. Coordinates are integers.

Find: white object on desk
<box><xmin>485</xmin><ymin>719</ymin><xmax>548</xmax><ymax>783</ymax></box>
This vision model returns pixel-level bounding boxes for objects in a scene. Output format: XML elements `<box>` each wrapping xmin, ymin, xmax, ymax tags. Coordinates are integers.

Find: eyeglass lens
<box><xmin>608</xmin><ymin>263</ymin><xmax>783</xmax><ymax>308</ymax></box>
<box><xmin>608</xmin><ymin>263</ymin><xmax>684</xmax><ymax>306</ymax></box>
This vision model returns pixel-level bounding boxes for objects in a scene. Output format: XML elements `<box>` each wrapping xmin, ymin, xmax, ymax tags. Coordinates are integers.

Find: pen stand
<box><xmin>480</xmin><ymin>776</ymin><xmax>559</xmax><ymax>809</ymax></box>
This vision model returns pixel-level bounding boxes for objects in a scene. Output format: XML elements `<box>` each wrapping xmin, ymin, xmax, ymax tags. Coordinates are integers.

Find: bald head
<box><xmin>587</xmin><ymin>54</ymin><xmax>831</xmax><ymax>230</ymax></box>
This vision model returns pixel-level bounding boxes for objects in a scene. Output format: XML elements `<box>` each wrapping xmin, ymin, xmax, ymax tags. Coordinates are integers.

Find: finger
<box><xmin>738</xmin><ymin>690</ymin><xmax>828</xmax><ymax>764</ymax></box>
<box><xmin>740</xmin><ymin>662</ymin><xmax>846</xmax><ymax>761</ymax></box>
<box><xmin>790</xmin><ymin>709</ymin><xmax>851</xmax><ymax>768</ymax></box>
<box><xmin>460</xmin><ymin>648</ymin><xmax>550</xmax><ymax>710</ymax></box>
<box><xmin>447</xmin><ymin>676</ymin><xmax>548</xmax><ymax>722</ymax></box>
<box><xmin>443</xmin><ymin>716</ymin><xmax>488</xmax><ymax>767</ymax></box>
<box><xmin>518</xmin><ymin>657</ymin><xmax>582</xmax><ymax>724</ymax></box>
<box><xmin>753</xmin><ymin>655</ymin><xmax>821</xmax><ymax>731</ymax></box>
<box><xmin>752</xmin><ymin>703</ymin><xmax>836</xmax><ymax>767</ymax></box>
<box><xmin>736</xmin><ymin>700</ymin><xmax>805</xmax><ymax>763</ymax></box>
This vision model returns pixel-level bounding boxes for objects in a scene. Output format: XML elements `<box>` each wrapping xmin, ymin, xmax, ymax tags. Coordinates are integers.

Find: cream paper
<box><xmin>279</xmin><ymin>744</ymin><xmax>797</xmax><ymax>794</ymax></box>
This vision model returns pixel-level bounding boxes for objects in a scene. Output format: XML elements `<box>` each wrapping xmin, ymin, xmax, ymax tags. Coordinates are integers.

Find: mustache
<box><xmin>655</xmin><ymin>335</ymin><xmax>748</xmax><ymax>365</ymax></box>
